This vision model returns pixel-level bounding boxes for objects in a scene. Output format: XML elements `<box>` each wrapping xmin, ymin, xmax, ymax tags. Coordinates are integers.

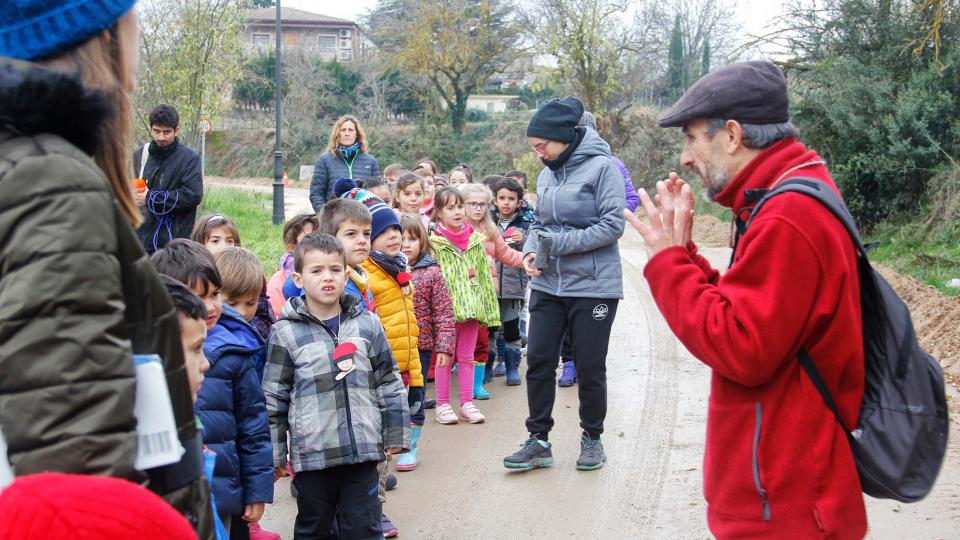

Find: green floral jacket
<box><xmin>430</xmin><ymin>231</ymin><xmax>501</xmax><ymax>328</ymax></box>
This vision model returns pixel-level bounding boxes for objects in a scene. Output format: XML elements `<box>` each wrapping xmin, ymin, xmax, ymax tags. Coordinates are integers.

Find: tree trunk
<box><xmin>451</xmin><ymin>91</ymin><xmax>468</xmax><ymax>135</ymax></box>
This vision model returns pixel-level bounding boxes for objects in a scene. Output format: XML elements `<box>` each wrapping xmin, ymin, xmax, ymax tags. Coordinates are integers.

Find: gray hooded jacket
<box><xmin>522</xmin><ymin>128</ymin><xmax>625</xmax><ymax>299</ymax></box>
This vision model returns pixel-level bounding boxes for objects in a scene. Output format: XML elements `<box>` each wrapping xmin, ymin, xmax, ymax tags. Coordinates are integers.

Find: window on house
<box><xmin>319</xmin><ymin>35</ymin><xmax>337</xmax><ymax>50</ymax></box>
<box><xmin>252</xmin><ymin>33</ymin><xmax>271</xmax><ymax>48</ymax></box>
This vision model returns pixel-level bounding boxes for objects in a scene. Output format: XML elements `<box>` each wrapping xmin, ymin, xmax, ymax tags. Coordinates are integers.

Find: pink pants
<box><xmin>435</xmin><ymin>319</ymin><xmax>479</xmax><ymax>406</ymax></box>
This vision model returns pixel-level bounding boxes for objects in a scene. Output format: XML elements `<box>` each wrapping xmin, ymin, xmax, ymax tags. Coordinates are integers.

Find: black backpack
<box><xmin>735</xmin><ymin>177</ymin><xmax>949</xmax><ymax>502</ymax></box>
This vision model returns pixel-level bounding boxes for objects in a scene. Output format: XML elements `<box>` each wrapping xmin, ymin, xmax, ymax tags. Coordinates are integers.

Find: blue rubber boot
<box><xmin>473</xmin><ymin>364</ymin><xmax>491</xmax><ymax>400</ymax></box>
<box><xmin>395</xmin><ymin>426</ymin><xmax>421</xmax><ymax>471</ymax></box>
<box><xmin>505</xmin><ymin>348</ymin><xmax>522</xmax><ymax>386</ymax></box>
<box><xmin>484</xmin><ymin>349</ymin><xmax>496</xmax><ymax>384</ymax></box>
<box><xmin>558</xmin><ymin>360</ymin><xmax>577</xmax><ymax>387</ymax></box>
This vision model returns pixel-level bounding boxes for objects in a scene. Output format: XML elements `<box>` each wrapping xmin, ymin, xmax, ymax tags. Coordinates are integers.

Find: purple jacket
<box><xmin>612</xmin><ymin>156</ymin><xmax>640</xmax><ymax>212</ymax></box>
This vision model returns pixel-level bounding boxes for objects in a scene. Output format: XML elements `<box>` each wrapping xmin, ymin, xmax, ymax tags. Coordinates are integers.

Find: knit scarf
<box><xmin>369</xmin><ymin>250</ymin><xmax>408</xmax><ymax>282</ymax></box>
<box><xmin>148</xmin><ymin>137</ymin><xmax>179</xmax><ymax>158</ymax></box>
<box><xmin>437</xmin><ymin>221</ymin><xmax>474</xmax><ymax>251</ymax></box>
<box><xmin>338</xmin><ymin>141</ymin><xmax>361</xmax><ymax>161</ymax></box>
<box><xmin>541</xmin><ymin>127</ymin><xmax>584</xmax><ymax>171</ymax></box>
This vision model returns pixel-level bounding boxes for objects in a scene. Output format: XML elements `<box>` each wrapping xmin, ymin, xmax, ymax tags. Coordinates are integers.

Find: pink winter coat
<box><xmin>410</xmin><ymin>255</ymin><xmax>456</xmax><ymax>355</ymax></box>
<box><xmin>478</xmin><ymin>224</ymin><xmax>523</xmax><ymax>292</ymax></box>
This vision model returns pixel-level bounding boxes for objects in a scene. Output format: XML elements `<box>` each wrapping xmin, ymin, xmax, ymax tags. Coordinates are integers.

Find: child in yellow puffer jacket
<box><xmin>337</xmin><ymin>186</ymin><xmax>425</xmax><ymax>429</ymax></box>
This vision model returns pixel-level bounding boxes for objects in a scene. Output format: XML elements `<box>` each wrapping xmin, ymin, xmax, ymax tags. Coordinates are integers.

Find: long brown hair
<box><xmin>41</xmin><ymin>13</ymin><xmax>140</xmax><ymax>226</ymax></box>
<box><xmin>400</xmin><ymin>213</ymin><xmax>431</xmax><ymax>263</ymax></box>
<box><xmin>326</xmin><ymin>115</ymin><xmax>369</xmax><ymax>155</ymax></box>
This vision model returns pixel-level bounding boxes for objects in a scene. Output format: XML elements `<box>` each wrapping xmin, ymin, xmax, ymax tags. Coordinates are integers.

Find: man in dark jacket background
<box><xmin>135</xmin><ymin>104</ymin><xmax>204</xmax><ymax>254</ymax></box>
<box><xmin>625</xmin><ymin>61</ymin><xmax>866</xmax><ymax>538</ymax></box>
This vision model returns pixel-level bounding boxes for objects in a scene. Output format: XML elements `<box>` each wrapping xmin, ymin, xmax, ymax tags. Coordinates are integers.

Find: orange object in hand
<box><xmin>133</xmin><ymin>178</ymin><xmax>147</xmax><ymax>194</ymax></box>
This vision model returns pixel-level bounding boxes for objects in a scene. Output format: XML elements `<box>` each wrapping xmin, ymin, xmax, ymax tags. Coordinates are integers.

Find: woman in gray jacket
<box><xmin>309</xmin><ymin>114</ymin><xmax>380</xmax><ymax>210</ymax></box>
<box><xmin>502</xmin><ymin>97</ymin><xmax>626</xmax><ymax>473</ymax></box>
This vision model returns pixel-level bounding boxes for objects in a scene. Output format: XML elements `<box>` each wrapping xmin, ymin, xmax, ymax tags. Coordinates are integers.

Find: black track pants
<box><xmin>524</xmin><ymin>290</ymin><xmax>619</xmax><ymax>437</ymax></box>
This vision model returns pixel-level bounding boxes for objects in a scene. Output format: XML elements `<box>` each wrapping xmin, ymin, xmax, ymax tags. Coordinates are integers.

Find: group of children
<box><xmin>153</xmin><ymin>163</ymin><xmax>538</xmax><ymax>539</ymax></box>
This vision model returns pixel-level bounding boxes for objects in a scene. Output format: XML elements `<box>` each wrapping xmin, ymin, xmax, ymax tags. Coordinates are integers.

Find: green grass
<box><xmin>200</xmin><ymin>187</ymin><xmax>286</xmax><ymax>276</ymax></box>
<box><xmin>867</xmin><ymin>221</ymin><xmax>960</xmax><ymax>297</ymax></box>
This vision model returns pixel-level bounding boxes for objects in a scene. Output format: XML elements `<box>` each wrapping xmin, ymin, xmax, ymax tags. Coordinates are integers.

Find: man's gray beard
<box><xmin>705</xmin><ymin>170</ymin><xmax>731</xmax><ymax>202</ymax></box>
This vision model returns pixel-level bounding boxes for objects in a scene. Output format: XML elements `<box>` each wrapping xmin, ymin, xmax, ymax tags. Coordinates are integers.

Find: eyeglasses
<box><xmin>465</xmin><ymin>202</ymin><xmax>489</xmax><ymax>210</ymax></box>
<box><xmin>531</xmin><ymin>141</ymin><xmax>548</xmax><ymax>153</ymax></box>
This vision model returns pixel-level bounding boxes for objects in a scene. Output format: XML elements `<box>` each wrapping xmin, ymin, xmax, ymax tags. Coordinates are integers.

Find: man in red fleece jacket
<box><xmin>626</xmin><ymin>61</ymin><xmax>867</xmax><ymax>539</ymax></box>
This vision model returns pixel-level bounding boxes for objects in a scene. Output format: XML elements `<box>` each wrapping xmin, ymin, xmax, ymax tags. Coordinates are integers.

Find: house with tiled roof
<box><xmin>242</xmin><ymin>7</ymin><xmax>367</xmax><ymax>62</ymax></box>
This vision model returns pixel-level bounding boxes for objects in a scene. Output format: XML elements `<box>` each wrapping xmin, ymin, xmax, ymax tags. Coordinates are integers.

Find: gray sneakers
<box><xmin>503</xmin><ymin>437</ymin><xmax>554</xmax><ymax>470</ymax></box>
<box><xmin>576</xmin><ymin>433</ymin><xmax>606</xmax><ymax>471</ymax></box>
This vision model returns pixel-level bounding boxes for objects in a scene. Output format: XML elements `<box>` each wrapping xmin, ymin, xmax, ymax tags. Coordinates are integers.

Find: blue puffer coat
<box><xmin>309</xmin><ymin>151</ymin><xmax>380</xmax><ymax>210</ymax></box>
<box><xmin>197</xmin><ymin>304</ymin><xmax>274</xmax><ymax>515</ymax></box>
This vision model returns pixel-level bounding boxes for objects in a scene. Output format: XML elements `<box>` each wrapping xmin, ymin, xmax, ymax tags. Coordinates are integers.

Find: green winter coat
<box><xmin>0</xmin><ymin>58</ymin><xmax>213</xmax><ymax>538</ymax></box>
<box><xmin>431</xmin><ymin>230</ymin><xmax>501</xmax><ymax>327</ymax></box>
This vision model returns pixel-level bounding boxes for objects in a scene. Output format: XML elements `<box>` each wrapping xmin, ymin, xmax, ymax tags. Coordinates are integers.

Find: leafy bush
<box><xmin>786</xmin><ymin>1</ymin><xmax>960</xmax><ymax>228</ymax></box>
<box><xmin>465</xmin><ymin>109</ymin><xmax>490</xmax><ymax>122</ymax></box>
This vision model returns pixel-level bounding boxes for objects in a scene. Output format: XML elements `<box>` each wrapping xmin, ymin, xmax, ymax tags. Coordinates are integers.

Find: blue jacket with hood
<box><xmin>197</xmin><ymin>304</ymin><xmax>274</xmax><ymax>515</ymax></box>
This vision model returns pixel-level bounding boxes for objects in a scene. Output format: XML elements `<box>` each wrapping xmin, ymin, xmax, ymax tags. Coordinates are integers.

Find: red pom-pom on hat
<box><xmin>397</xmin><ymin>272</ymin><xmax>411</xmax><ymax>287</ymax></box>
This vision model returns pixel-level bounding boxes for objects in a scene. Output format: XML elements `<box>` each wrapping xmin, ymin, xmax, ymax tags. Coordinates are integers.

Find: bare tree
<box><xmin>672</xmin><ymin>0</ymin><xmax>739</xmax><ymax>78</ymax></box>
<box><xmin>136</xmin><ymin>0</ymin><xmax>244</xmax><ymax>146</ymax></box>
<box><xmin>366</xmin><ymin>0</ymin><xmax>523</xmax><ymax>134</ymax></box>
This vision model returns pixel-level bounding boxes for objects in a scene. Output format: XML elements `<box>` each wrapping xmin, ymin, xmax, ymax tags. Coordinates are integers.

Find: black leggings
<box><xmin>524</xmin><ymin>290</ymin><xmax>619</xmax><ymax>438</ymax></box>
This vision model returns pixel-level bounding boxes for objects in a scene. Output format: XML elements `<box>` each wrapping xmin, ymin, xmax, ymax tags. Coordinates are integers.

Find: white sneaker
<box><xmin>459</xmin><ymin>401</ymin><xmax>486</xmax><ymax>424</ymax></box>
<box><xmin>435</xmin><ymin>403</ymin><xmax>459</xmax><ymax>425</ymax></box>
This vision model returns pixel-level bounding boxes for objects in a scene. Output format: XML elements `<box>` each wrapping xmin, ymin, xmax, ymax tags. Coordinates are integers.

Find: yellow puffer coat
<box><xmin>362</xmin><ymin>259</ymin><xmax>423</xmax><ymax>387</ymax></box>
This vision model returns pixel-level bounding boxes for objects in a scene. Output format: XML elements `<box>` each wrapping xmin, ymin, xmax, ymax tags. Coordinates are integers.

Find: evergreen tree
<box><xmin>700</xmin><ymin>39</ymin><xmax>711</xmax><ymax>78</ymax></box>
<box><xmin>667</xmin><ymin>15</ymin><xmax>685</xmax><ymax>96</ymax></box>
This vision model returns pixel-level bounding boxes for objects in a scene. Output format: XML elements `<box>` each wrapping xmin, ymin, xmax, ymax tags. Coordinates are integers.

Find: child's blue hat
<box><xmin>1</xmin><ymin>0</ymin><xmax>137</xmax><ymax>61</ymax></box>
<box><xmin>338</xmin><ymin>181</ymin><xmax>401</xmax><ymax>242</ymax></box>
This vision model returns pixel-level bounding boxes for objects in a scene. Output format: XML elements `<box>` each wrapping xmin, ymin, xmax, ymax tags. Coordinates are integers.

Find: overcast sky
<box><xmin>283</xmin><ymin>0</ymin><xmax>787</xmax><ymax>54</ymax></box>
<box><xmin>281</xmin><ymin>0</ymin><xmax>783</xmax><ymax>58</ymax></box>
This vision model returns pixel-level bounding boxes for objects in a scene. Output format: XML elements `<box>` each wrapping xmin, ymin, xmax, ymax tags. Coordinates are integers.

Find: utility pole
<box><xmin>272</xmin><ymin>0</ymin><xmax>284</xmax><ymax>225</ymax></box>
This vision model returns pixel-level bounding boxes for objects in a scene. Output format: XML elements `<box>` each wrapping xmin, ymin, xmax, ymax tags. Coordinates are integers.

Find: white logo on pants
<box><xmin>592</xmin><ymin>304</ymin><xmax>609</xmax><ymax>321</ymax></box>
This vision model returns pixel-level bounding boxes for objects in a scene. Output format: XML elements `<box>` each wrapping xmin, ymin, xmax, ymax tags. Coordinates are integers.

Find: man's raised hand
<box><xmin>625</xmin><ymin>173</ymin><xmax>695</xmax><ymax>257</ymax></box>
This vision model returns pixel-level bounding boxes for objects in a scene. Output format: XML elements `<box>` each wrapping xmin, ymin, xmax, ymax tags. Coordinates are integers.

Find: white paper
<box><xmin>0</xmin><ymin>427</ymin><xmax>13</xmax><ymax>491</ymax></box>
<box><xmin>132</xmin><ymin>355</ymin><xmax>185</xmax><ymax>470</ymax></box>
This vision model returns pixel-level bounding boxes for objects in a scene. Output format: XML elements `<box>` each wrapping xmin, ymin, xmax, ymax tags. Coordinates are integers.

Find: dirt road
<box><xmin>260</xmin><ymin>226</ymin><xmax>960</xmax><ymax>539</ymax></box>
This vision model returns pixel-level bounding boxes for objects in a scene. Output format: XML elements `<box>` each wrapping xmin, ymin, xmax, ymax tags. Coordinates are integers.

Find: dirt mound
<box><xmin>692</xmin><ymin>214</ymin><xmax>731</xmax><ymax>248</ymax></box>
<box><xmin>877</xmin><ymin>266</ymin><xmax>960</xmax><ymax>387</ymax></box>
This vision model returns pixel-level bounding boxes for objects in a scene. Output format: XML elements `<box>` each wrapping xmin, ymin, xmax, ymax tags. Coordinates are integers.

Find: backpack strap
<box><xmin>742</xmin><ymin>177</ymin><xmax>868</xmax><ymax>259</ymax></box>
<box><xmin>798</xmin><ymin>348</ymin><xmax>851</xmax><ymax>433</ymax></box>
<box><xmin>139</xmin><ymin>142</ymin><xmax>150</xmax><ymax>179</ymax></box>
<box><xmin>739</xmin><ymin>177</ymin><xmax>864</xmax><ymax>436</ymax></box>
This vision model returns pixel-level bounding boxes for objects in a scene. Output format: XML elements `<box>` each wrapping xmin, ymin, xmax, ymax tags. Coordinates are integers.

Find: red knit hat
<box><xmin>0</xmin><ymin>473</ymin><xmax>197</xmax><ymax>539</ymax></box>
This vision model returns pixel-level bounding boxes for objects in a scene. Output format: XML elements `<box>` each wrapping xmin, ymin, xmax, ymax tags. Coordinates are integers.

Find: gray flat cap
<box><xmin>658</xmin><ymin>61</ymin><xmax>789</xmax><ymax>128</ymax></box>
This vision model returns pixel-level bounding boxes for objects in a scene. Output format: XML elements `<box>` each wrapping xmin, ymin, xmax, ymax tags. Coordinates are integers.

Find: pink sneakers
<box><xmin>459</xmin><ymin>401</ymin><xmax>485</xmax><ymax>424</ymax></box>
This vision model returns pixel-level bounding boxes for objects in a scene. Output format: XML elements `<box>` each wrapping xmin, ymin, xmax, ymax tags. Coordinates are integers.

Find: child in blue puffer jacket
<box><xmin>153</xmin><ymin>239</ymin><xmax>274</xmax><ymax>536</ymax></box>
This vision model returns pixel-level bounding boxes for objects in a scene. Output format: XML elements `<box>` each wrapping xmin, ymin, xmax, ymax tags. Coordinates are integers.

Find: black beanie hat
<box><xmin>526</xmin><ymin>96</ymin><xmax>584</xmax><ymax>143</ymax></box>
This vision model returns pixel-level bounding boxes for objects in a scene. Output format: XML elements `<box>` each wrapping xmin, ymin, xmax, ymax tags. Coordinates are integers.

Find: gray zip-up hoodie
<box><xmin>522</xmin><ymin>128</ymin><xmax>626</xmax><ymax>299</ymax></box>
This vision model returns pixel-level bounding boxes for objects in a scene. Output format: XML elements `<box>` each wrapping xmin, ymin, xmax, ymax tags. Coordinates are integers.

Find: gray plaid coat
<box><xmin>263</xmin><ymin>294</ymin><xmax>411</xmax><ymax>473</ymax></box>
